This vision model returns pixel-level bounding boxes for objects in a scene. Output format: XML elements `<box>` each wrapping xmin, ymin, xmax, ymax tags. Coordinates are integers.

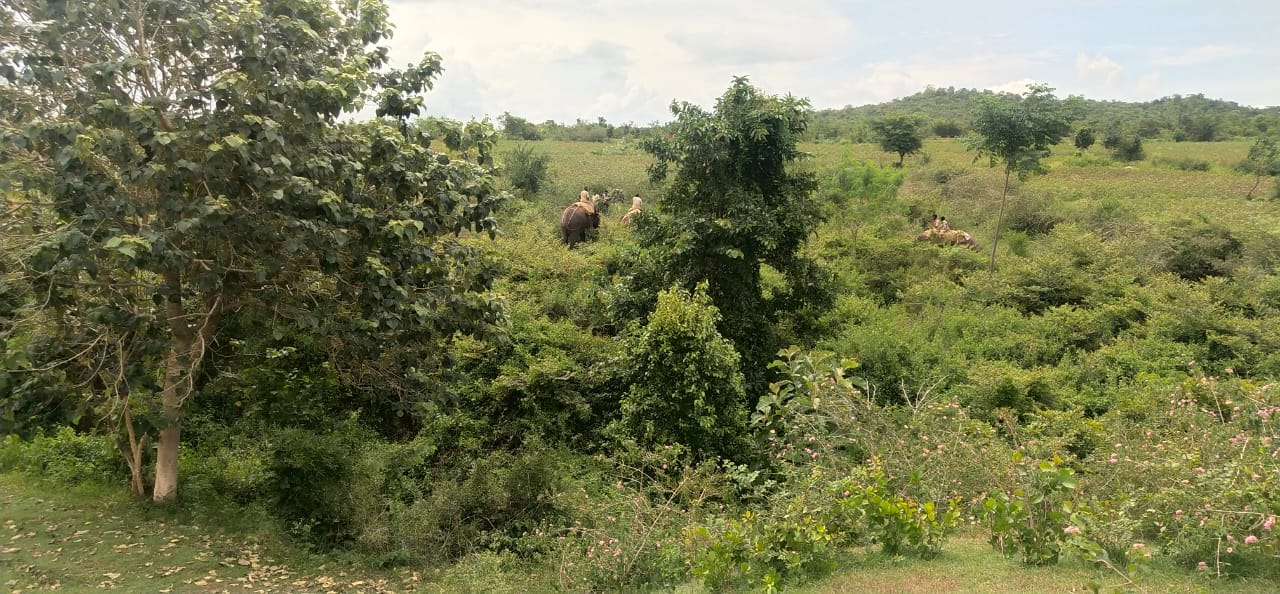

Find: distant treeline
<box><xmin>498</xmin><ymin>112</ymin><xmax>660</xmax><ymax>142</ymax></box>
<box><xmin>502</xmin><ymin>87</ymin><xmax>1280</xmax><ymax>143</ymax></box>
<box><xmin>803</xmin><ymin>87</ymin><xmax>1280</xmax><ymax>143</ymax></box>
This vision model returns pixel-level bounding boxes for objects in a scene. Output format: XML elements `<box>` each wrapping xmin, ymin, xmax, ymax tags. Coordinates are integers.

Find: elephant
<box><xmin>916</xmin><ymin>228</ymin><xmax>979</xmax><ymax>249</ymax></box>
<box><xmin>560</xmin><ymin>202</ymin><xmax>600</xmax><ymax>247</ymax></box>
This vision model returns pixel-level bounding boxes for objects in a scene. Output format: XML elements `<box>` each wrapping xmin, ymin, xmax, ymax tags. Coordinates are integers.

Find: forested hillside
<box><xmin>809</xmin><ymin>86</ymin><xmax>1280</xmax><ymax>142</ymax></box>
<box><xmin>2</xmin><ymin>1</ymin><xmax>1279</xmax><ymax>592</ymax></box>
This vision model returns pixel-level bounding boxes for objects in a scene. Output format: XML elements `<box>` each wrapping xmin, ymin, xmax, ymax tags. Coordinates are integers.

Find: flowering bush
<box><xmin>1077</xmin><ymin>372</ymin><xmax>1279</xmax><ymax>577</ymax></box>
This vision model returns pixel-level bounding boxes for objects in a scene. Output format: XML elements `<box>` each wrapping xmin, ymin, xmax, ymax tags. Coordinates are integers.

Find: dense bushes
<box><xmin>614</xmin><ymin>285</ymin><xmax>749</xmax><ymax>461</ymax></box>
<box><xmin>0</xmin><ymin>427</ymin><xmax>125</xmax><ymax>486</ymax></box>
<box><xmin>501</xmin><ymin>143</ymin><xmax>552</xmax><ymax>197</ymax></box>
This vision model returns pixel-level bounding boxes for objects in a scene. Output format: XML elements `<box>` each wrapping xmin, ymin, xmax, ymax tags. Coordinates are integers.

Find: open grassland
<box><xmin>500</xmin><ymin>137</ymin><xmax>1277</xmax><ymax>251</ymax></box>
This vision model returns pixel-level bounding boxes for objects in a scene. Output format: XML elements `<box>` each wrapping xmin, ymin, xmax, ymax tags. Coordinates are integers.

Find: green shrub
<box><xmin>544</xmin><ymin>448</ymin><xmax>718</xmax><ymax>591</ymax></box>
<box><xmin>0</xmin><ymin>427</ymin><xmax>125</xmax><ymax>486</ymax></box>
<box><xmin>1159</xmin><ymin>218</ymin><xmax>1242</xmax><ymax>281</ymax></box>
<box><xmin>1103</xmin><ymin>133</ymin><xmax>1145</xmax><ymax>162</ymax></box>
<box><xmin>501</xmin><ymin>143</ymin><xmax>552</xmax><ymax>197</ymax></box>
<box><xmin>613</xmin><ymin>284</ymin><xmax>749</xmax><ymax>461</ymax></box>
<box><xmin>180</xmin><ymin>425</ymin><xmax>272</xmax><ymax>506</ymax></box>
<box><xmin>1075</xmin><ymin>376</ymin><xmax>1280</xmax><ymax>578</ymax></box>
<box><xmin>1004</xmin><ymin>197</ymin><xmax>1063</xmax><ymax>236</ymax></box>
<box><xmin>687</xmin><ymin>465</ymin><xmax>960</xmax><ymax>591</ymax></box>
<box><xmin>962</xmin><ymin>361</ymin><xmax>1060</xmax><ymax>422</ymax></box>
<box><xmin>1153</xmin><ymin>156</ymin><xmax>1211</xmax><ymax>171</ymax></box>
<box><xmin>984</xmin><ymin>454</ymin><xmax>1079</xmax><ymax>565</ymax></box>
<box><xmin>264</xmin><ymin>421</ymin><xmax>378</xmax><ymax>549</ymax></box>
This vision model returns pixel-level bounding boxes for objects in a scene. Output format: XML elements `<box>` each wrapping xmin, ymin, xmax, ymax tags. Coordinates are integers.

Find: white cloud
<box><xmin>987</xmin><ymin>78</ymin><xmax>1038</xmax><ymax>95</ymax></box>
<box><xmin>1136</xmin><ymin>72</ymin><xmax>1161</xmax><ymax>97</ymax></box>
<box><xmin>384</xmin><ymin>0</ymin><xmax>853</xmax><ymax>123</ymax></box>
<box><xmin>1152</xmin><ymin>44</ymin><xmax>1250</xmax><ymax>66</ymax></box>
<box><xmin>373</xmin><ymin>2</ymin><xmax>1277</xmax><ymax>122</ymax></box>
<box><xmin>806</xmin><ymin>48</ymin><xmax>1058</xmax><ymax>110</ymax></box>
<box><xmin>1075</xmin><ymin>53</ymin><xmax>1123</xmax><ymax>87</ymax></box>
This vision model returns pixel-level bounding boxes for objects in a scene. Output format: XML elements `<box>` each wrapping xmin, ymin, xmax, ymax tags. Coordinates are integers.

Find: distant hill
<box><xmin>808</xmin><ymin>86</ymin><xmax>1280</xmax><ymax>142</ymax></box>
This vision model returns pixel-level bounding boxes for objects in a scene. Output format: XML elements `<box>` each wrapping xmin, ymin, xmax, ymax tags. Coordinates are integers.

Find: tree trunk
<box><xmin>153</xmin><ymin>342</ymin><xmax>186</xmax><ymax>502</ymax></box>
<box><xmin>1247</xmin><ymin>173</ymin><xmax>1262</xmax><ymax>200</ymax></box>
<box><xmin>122</xmin><ymin>401</ymin><xmax>148</xmax><ymax>497</ymax></box>
<box><xmin>989</xmin><ymin>168</ymin><xmax>1012</xmax><ymax>273</ymax></box>
<box><xmin>151</xmin><ymin>270</ymin><xmax>221</xmax><ymax>503</ymax></box>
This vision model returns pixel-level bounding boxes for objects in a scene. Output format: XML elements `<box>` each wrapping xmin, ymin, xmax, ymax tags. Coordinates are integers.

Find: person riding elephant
<box><xmin>621</xmin><ymin>195</ymin><xmax>643</xmax><ymax>225</ymax></box>
<box><xmin>914</xmin><ymin>227</ymin><xmax>978</xmax><ymax>249</ymax></box>
<box><xmin>561</xmin><ymin>195</ymin><xmax>599</xmax><ymax>247</ymax></box>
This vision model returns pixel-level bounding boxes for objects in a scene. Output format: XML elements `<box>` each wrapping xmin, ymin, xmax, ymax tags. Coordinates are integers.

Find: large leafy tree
<box><xmin>869</xmin><ymin>114</ymin><xmax>925</xmax><ymax>167</ymax></box>
<box><xmin>965</xmin><ymin>84</ymin><xmax>1080</xmax><ymax>272</ymax></box>
<box><xmin>638</xmin><ymin>77</ymin><xmax>825</xmax><ymax>396</ymax></box>
<box><xmin>0</xmin><ymin>0</ymin><xmax>503</xmax><ymax>501</ymax></box>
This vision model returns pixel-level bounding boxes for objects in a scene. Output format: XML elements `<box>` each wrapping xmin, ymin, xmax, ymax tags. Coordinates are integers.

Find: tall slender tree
<box><xmin>965</xmin><ymin>84</ymin><xmax>1080</xmax><ymax>272</ymax></box>
<box><xmin>0</xmin><ymin>0</ymin><xmax>503</xmax><ymax>501</ymax></box>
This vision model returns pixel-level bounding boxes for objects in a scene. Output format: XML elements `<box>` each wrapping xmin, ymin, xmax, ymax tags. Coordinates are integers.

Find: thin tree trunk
<box><xmin>122</xmin><ymin>401</ymin><xmax>147</xmax><ymax>497</ymax></box>
<box><xmin>1247</xmin><ymin>173</ymin><xmax>1262</xmax><ymax>199</ymax></box>
<box><xmin>989</xmin><ymin>168</ymin><xmax>1012</xmax><ymax>273</ymax></box>
<box><xmin>153</xmin><ymin>340</ymin><xmax>186</xmax><ymax>502</ymax></box>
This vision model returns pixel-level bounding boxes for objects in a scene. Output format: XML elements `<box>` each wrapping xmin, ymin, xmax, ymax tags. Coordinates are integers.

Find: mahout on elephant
<box><xmin>560</xmin><ymin>199</ymin><xmax>599</xmax><ymax>247</ymax></box>
<box><xmin>915</xmin><ymin>227</ymin><xmax>979</xmax><ymax>248</ymax></box>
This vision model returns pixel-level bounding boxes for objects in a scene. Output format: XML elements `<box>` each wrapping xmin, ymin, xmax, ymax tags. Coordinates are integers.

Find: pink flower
<box><xmin>1063</xmin><ymin>526</ymin><xmax>1082</xmax><ymax>535</ymax></box>
<box><xmin>1132</xmin><ymin>542</ymin><xmax>1145</xmax><ymax>550</ymax></box>
<box><xmin>1245</xmin><ymin>535</ymin><xmax>1259</xmax><ymax>545</ymax></box>
<box><xmin>1197</xmin><ymin>561</ymin><xmax>1208</xmax><ymax>570</ymax></box>
<box><xmin>1264</xmin><ymin>516</ymin><xmax>1276</xmax><ymax>531</ymax></box>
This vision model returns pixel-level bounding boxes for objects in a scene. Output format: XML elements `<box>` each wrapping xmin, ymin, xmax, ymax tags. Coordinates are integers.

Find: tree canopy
<box><xmin>637</xmin><ymin>77</ymin><xmax>826</xmax><ymax>395</ymax></box>
<box><xmin>0</xmin><ymin>0</ymin><xmax>503</xmax><ymax>501</ymax></box>
<box><xmin>869</xmin><ymin>114</ymin><xmax>926</xmax><ymax>166</ymax></box>
<box><xmin>965</xmin><ymin>84</ymin><xmax>1080</xmax><ymax>271</ymax></box>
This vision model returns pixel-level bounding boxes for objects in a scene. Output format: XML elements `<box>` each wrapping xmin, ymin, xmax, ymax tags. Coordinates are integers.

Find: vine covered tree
<box><xmin>637</xmin><ymin>77</ymin><xmax>826</xmax><ymax>396</ymax></box>
<box><xmin>870</xmin><ymin>114</ymin><xmax>926</xmax><ymax>167</ymax></box>
<box><xmin>0</xmin><ymin>0</ymin><xmax>503</xmax><ymax>502</ymax></box>
<box><xmin>1244</xmin><ymin>136</ymin><xmax>1278</xmax><ymax>199</ymax></box>
<box><xmin>965</xmin><ymin>84</ymin><xmax>1080</xmax><ymax>272</ymax></box>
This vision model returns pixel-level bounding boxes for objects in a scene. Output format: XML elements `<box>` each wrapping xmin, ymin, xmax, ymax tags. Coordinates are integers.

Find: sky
<box><xmin>383</xmin><ymin>0</ymin><xmax>1280</xmax><ymax>125</ymax></box>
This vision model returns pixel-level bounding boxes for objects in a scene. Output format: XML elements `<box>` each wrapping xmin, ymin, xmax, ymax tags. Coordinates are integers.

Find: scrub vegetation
<box><xmin>2</xmin><ymin>0</ymin><xmax>1279</xmax><ymax>592</ymax></box>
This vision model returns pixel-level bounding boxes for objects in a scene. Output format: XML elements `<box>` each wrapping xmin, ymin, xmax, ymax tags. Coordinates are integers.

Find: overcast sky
<box><xmin>384</xmin><ymin>0</ymin><xmax>1280</xmax><ymax>125</ymax></box>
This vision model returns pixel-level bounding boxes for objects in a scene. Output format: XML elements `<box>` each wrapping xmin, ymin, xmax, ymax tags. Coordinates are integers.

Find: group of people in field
<box><xmin>916</xmin><ymin>212</ymin><xmax>979</xmax><ymax>248</ymax></box>
<box><xmin>574</xmin><ymin>186</ymin><xmax>643</xmax><ymax>224</ymax></box>
<box><xmin>928</xmin><ymin>213</ymin><xmax>950</xmax><ymax>233</ymax></box>
<box><xmin>560</xmin><ymin>186</ymin><xmax>645</xmax><ymax>247</ymax></box>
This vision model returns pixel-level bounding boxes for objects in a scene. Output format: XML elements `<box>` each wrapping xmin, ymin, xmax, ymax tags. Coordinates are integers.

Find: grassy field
<box><xmin>497</xmin><ymin>137</ymin><xmax>1278</xmax><ymax>258</ymax></box>
<box><xmin>6</xmin><ymin>472</ymin><xmax>1271</xmax><ymax>594</ymax></box>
